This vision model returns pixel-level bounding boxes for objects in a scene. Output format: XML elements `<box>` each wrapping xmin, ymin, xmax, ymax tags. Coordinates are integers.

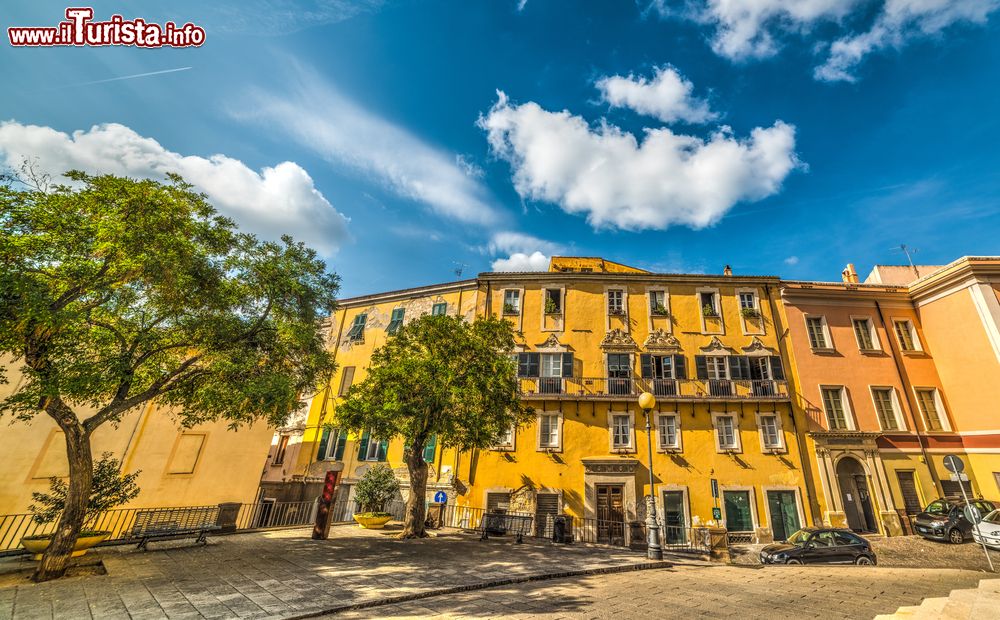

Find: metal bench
<box><xmin>479</xmin><ymin>512</ymin><xmax>533</xmax><ymax>544</ymax></box>
<box><xmin>130</xmin><ymin>507</ymin><xmax>222</xmax><ymax>550</ymax></box>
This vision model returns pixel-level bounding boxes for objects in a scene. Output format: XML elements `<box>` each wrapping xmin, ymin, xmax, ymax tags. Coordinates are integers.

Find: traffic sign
<box><xmin>711</xmin><ymin>478</ymin><xmax>719</xmax><ymax>499</ymax></box>
<box><xmin>712</xmin><ymin>507</ymin><xmax>722</xmax><ymax>520</ymax></box>
<box><xmin>943</xmin><ymin>454</ymin><xmax>965</xmax><ymax>473</ymax></box>
<box><xmin>950</xmin><ymin>473</ymin><xmax>970</xmax><ymax>482</ymax></box>
<box><xmin>433</xmin><ymin>490</ymin><xmax>447</xmax><ymax>503</ymax></box>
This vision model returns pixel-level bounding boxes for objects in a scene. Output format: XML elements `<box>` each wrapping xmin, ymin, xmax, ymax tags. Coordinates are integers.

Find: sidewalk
<box><xmin>0</xmin><ymin>524</ymin><xmax>688</xmax><ymax>619</ymax></box>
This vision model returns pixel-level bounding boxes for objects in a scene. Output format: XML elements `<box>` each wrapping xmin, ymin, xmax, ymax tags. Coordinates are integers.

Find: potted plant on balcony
<box><xmin>352</xmin><ymin>464</ymin><xmax>400</xmax><ymax>529</ymax></box>
<box><xmin>503</xmin><ymin>302</ymin><xmax>518</xmax><ymax>315</ymax></box>
<box><xmin>651</xmin><ymin>303</ymin><xmax>669</xmax><ymax>316</ymax></box>
<box><xmin>702</xmin><ymin>304</ymin><xmax>719</xmax><ymax>318</ymax></box>
<box><xmin>544</xmin><ymin>297</ymin><xmax>560</xmax><ymax>315</ymax></box>
<box><xmin>20</xmin><ymin>453</ymin><xmax>140</xmax><ymax>560</ymax></box>
<box><xmin>740</xmin><ymin>307</ymin><xmax>760</xmax><ymax>319</ymax></box>
<box><xmin>609</xmin><ymin>307</ymin><xmax>626</xmax><ymax>316</ymax></box>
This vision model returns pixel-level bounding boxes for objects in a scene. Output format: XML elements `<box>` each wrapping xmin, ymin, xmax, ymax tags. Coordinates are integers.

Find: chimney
<box><xmin>842</xmin><ymin>263</ymin><xmax>859</xmax><ymax>284</ymax></box>
<box><xmin>723</xmin><ymin>265</ymin><xmax>732</xmax><ymax>276</ymax></box>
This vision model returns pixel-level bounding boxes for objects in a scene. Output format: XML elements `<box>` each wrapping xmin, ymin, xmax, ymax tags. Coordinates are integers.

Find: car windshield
<box><xmin>925</xmin><ymin>500</ymin><xmax>950</xmax><ymax>515</ymax></box>
<box><xmin>982</xmin><ymin>509</ymin><xmax>1000</xmax><ymax>525</ymax></box>
<box><xmin>786</xmin><ymin>530</ymin><xmax>813</xmax><ymax>545</ymax></box>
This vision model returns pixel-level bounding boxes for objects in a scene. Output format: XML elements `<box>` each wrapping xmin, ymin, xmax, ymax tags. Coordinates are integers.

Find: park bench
<box><xmin>130</xmin><ymin>506</ymin><xmax>222</xmax><ymax>550</ymax></box>
<box><xmin>479</xmin><ymin>511</ymin><xmax>533</xmax><ymax>544</ymax></box>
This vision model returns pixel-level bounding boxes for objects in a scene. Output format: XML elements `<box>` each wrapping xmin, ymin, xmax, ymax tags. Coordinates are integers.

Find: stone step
<box><xmin>937</xmin><ymin>586</ymin><xmax>979</xmax><ymax>619</ymax></box>
<box><xmin>977</xmin><ymin>578</ymin><xmax>1000</xmax><ymax>593</ymax></box>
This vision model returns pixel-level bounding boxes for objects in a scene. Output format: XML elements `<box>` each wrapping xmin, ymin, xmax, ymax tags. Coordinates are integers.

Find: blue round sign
<box><xmin>433</xmin><ymin>491</ymin><xmax>447</xmax><ymax>503</ymax></box>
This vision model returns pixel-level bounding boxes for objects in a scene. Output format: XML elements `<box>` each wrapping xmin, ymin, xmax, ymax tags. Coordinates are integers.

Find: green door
<box><xmin>662</xmin><ymin>491</ymin><xmax>687</xmax><ymax>544</ymax></box>
<box><xmin>723</xmin><ymin>491</ymin><xmax>753</xmax><ymax>532</ymax></box>
<box><xmin>766</xmin><ymin>491</ymin><xmax>801</xmax><ymax>542</ymax></box>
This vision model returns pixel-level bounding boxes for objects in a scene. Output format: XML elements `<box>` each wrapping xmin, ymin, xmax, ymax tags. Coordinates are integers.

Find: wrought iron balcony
<box><xmin>517</xmin><ymin>377</ymin><xmax>789</xmax><ymax>401</ymax></box>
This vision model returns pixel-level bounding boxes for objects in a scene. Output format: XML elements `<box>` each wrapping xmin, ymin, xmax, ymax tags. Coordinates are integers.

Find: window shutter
<box><xmin>640</xmin><ymin>354</ymin><xmax>653</xmax><ymax>379</ymax></box>
<box><xmin>527</xmin><ymin>353</ymin><xmax>540</xmax><ymax>377</ymax></box>
<box><xmin>358</xmin><ymin>431</ymin><xmax>370</xmax><ymax>460</ymax></box>
<box><xmin>334</xmin><ymin>430</ymin><xmax>348</xmax><ymax>460</ymax></box>
<box><xmin>562</xmin><ymin>353</ymin><xmax>574</xmax><ymax>378</ymax></box>
<box><xmin>316</xmin><ymin>428</ymin><xmax>331</xmax><ymax>460</ymax></box>
<box><xmin>695</xmin><ymin>355</ymin><xmax>708</xmax><ymax>380</ymax></box>
<box><xmin>729</xmin><ymin>356</ymin><xmax>750</xmax><ymax>380</ymax></box>
<box><xmin>422</xmin><ymin>435</ymin><xmax>437</xmax><ymax>463</ymax></box>
<box><xmin>674</xmin><ymin>355</ymin><xmax>687</xmax><ymax>379</ymax></box>
<box><xmin>517</xmin><ymin>353</ymin><xmax>529</xmax><ymax>377</ymax></box>
<box><xmin>338</xmin><ymin>366</ymin><xmax>356</xmax><ymax>396</ymax></box>
<box><xmin>377</xmin><ymin>439</ymin><xmax>389</xmax><ymax>462</ymax></box>
<box><xmin>769</xmin><ymin>356</ymin><xmax>785</xmax><ymax>380</ymax></box>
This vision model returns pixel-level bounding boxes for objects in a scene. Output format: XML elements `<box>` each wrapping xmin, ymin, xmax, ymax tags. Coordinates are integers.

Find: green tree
<box><xmin>28</xmin><ymin>453</ymin><xmax>141</xmax><ymax>528</ymax></box>
<box><xmin>353</xmin><ymin>464</ymin><xmax>400</xmax><ymax>514</ymax></box>
<box><xmin>337</xmin><ymin>314</ymin><xmax>532</xmax><ymax>538</ymax></box>
<box><xmin>0</xmin><ymin>171</ymin><xmax>338</xmax><ymax>580</ymax></box>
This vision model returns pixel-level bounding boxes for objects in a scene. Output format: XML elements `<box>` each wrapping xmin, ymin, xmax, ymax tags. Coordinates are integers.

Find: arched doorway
<box><xmin>836</xmin><ymin>457</ymin><xmax>877</xmax><ymax>533</ymax></box>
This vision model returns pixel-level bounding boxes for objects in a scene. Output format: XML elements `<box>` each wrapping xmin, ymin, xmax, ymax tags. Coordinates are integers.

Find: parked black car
<box><xmin>759</xmin><ymin>528</ymin><xmax>877</xmax><ymax>565</ymax></box>
<box><xmin>913</xmin><ymin>497</ymin><xmax>997</xmax><ymax>544</ymax></box>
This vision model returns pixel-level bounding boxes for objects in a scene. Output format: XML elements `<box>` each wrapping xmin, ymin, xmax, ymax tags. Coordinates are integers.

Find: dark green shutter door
<box><xmin>358</xmin><ymin>431</ymin><xmax>370</xmax><ymax>460</ymax></box>
<box><xmin>334</xmin><ymin>430</ymin><xmax>348</xmax><ymax>460</ymax></box>
<box><xmin>674</xmin><ymin>355</ymin><xmax>687</xmax><ymax>379</ymax></box>
<box><xmin>695</xmin><ymin>355</ymin><xmax>709</xmax><ymax>380</ymax></box>
<box><xmin>527</xmin><ymin>353</ymin><xmax>540</xmax><ymax>377</ymax></box>
<box><xmin>377</xmin><ymin>439</ymin><xmax>389</xmax><ymax>461</ymax></box>
<box><xmin>729</xmin><ymin>356</ymin><xmax>750</xmax><ymax>380</ymax></box>
<box><xmin>423</xmin><ymin>436</ymin><xmax>437</xmax><ymax>463</ymax></box>
<box><xmin>316</xmin><ymin>428</ymin><xmax>331</xmax><ymax>460</ymax></box>
<box><xmin>769</xmin><ymin>356</ymin><xmax>785</xmax><ymax>380</ymax></box>
<box><xmin>518</xmin><ymin>353</ymin><xmax>529</xmax><ymax>377</ymax></box>
<box><xmin>562</xmin><ymin>353</ymin><xmax>574</xmax><ymax>378</ymax></box>
<box><xmin>640</xmin><ymin>354</ymin><xmax>653</xmax><ymax>379</ymax></box>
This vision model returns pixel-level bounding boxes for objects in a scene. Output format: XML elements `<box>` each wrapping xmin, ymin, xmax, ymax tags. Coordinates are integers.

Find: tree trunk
<box><xmin>399</xmin><ymin>446</ymin><xmax>428</xmax><ymax>539</ymax></box>
<box><xmin>34</xmin><ymin>423</ymin><xmax>93</xmax><ymax>582</ymax></box>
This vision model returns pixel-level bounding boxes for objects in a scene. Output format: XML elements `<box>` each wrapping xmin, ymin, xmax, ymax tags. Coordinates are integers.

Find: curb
<box><xmin>285</xmin><ymin>560</ymin><xmax>677</xmax><ymax>618</ymax></box>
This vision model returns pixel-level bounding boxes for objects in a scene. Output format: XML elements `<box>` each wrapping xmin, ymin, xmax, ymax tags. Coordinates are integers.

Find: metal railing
<box><xmin>518</xmin><ymin>377</ymin><xmax>788</xmax><ymax>400</ymax></box>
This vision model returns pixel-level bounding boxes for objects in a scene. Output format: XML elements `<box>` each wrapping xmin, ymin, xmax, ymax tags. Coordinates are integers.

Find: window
<box><xmin>805</xmin><ymin>316</ymin><xmax>829</xmax><ymax>349</ymax></box>
<box><xmin>538</xmin><ymin>413</ymin><xmax>560</xmax><ymax>449</ymax></box>
<box><xmin>338</xmin><ymin>366</ymin><xmax>356</xmax><ymax>397</ymax></box>
<box><xmin>544</xmin><ymin>288</ymin><xmax>562</xmax><ymax>314</ymax></box>
<box><xmin>359</xmin><ymin>431</ymin><xmax>387</xmax><ymax>462</ymax></box>
<box><xmin>700</xmin><ymin>291</ymin><xmax>719</xmax><ymax>316</ymax></box>
<box><xmin>503</xmin><ymin>289</ymin><xmax>520</xmax><ymax>314</ymax></box>
<box><xmin>431</xmin><ymin>302</ymin><xmax>447</xmax><ymax>316</ymax></box>
<box><xmin>273</xmin><ymin>435</ymin><xmax>290</xmax><ymax>465</ymax></box>
<box><xmin>706</xmin><ymin>356</ymin><xmax>728</xmax><ymax>380</ymax></box>
<box><xmin>318</xmin><ymin>428</ymin><xmax>347</xmax><ymax>461</ymax></box>
<box><xmin>716</xmin><ymin>415</ymin><xmax>738</xmax><ymax>450</ymax></box>
<box><xmin>494</xmin><ymin>425</ymin><xmax>515</xmax><ymax>450</ymax></box>
<box><xmin>640</xmin><ymin>354</ymin><xmax>685</xmax><ymax>396</ymax></box>
<box><xmin>540</xmin><ymin>353</ymin><xmax>570</xmax><ymax>393</ymax></box>
<box><xmin>739</xmin><ymin>292</ymin><xmax>757</xmax><ymax>310</ymax></box>
<box><xmin>852</xmin><ymin>317</ymin><xmax>878</xmax><ymax>351</ymax></box>
<box><xmin>386</xmin><ymin>308</ymin><xmax>405</xmax><ymax>334</ymax></box>
<box><xmin>871</xmin><ymin>387</ymin><xmax>901</xmax><ymax>431</ymax></box>
<box><xmin>607</xmin><ymin>353</ymin><xmax>632</xmax><ymax>395</ymax></box>
<box><xmin>821</xmin><ymin>387</ymin><xmax>851</xmax><ymax>430</ymax></box>
<box><xmin>608</xmin><ymin>289</ymin><xmax>625</xmax><ymax>315</ymax></box>
<box><xmin>723</xmin><ymin>490</ymin><xmax>753</xmax><ymax>531</ymax></box>
<box><xmin>649</xmin><ymin>290</ymin><xmax>667</xmax><ymax>315</ymax></box>
<box><xmin>759</xmin><ymin>415</ymin><xmax>781</xmax><ymax>449</ymax></box>
<box><xmin>611</xmin><ymin>414</ymin><xmax>632</xmax><ymax>449</ymax></box>
<box><xmin>346</xmin><ymin>313</ymin><xmax>367</xmax><ymax>342</ymax></box>
<box><xmin>487</xmin><ymin>492</ymin><xmax>511</xmax><ymax>513</ymax></box>
<box><xmin>915</xmin><ymin>388</ymin><xmax>946</xmax><ymax>431</ymax></box>
<box><xmin>517</xmin><ymin>352</ymin><xmax>541</xmax><ymax>378</ymax></box>
<box><xmin>657</xmin><ymin>414</ymin><xmax>680</xmax><ymax>450</ymax></box>
<box><xmin>894</xmin><ymin>320</ymin><xmax>920</xmax><ymax>351</ymax></box>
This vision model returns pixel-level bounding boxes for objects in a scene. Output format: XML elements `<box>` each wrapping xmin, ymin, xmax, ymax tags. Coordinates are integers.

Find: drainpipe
<box><xmin>765</xmin><ymin>283</ymin><xmax>823</xmax><ymax>525</ymax></box>
<box><xmin>873</xmin><ymin>300</ymin><xmax>943</xmax><ymax>497</ymax></box>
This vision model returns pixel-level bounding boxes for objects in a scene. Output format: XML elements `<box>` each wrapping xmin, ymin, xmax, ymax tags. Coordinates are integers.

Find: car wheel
<box><xmin>949</xmin><ymin>529</ymin><xmax>965</xmax><ymax>544</ymax></box>
<box><xmin>855</xmin><ymin>556</ymin><xmax>873</xmax><ymax>566</ymax></box>
<box><xmin>786</xmin><ymin>559</ymin><xmax>803</xmax><ymax>565</ymax></box>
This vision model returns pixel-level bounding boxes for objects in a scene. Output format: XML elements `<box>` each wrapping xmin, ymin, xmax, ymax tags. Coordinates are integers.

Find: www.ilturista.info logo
<box><xmin>8</xmin><ymin>7</ymin><xmax>206</xmax><ymax>47</ymax></box>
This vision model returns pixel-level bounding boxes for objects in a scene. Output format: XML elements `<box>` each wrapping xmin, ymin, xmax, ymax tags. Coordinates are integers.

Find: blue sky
<box><xmin>2</xmin><ymin>1</ymin><xmax>999</xmax><ymax>296</ymax></box>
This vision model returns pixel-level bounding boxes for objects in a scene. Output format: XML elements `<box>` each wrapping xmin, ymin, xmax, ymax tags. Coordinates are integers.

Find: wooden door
<box><xmin>596</xmin><ymin>484</ymin><xmax>625</xmax><ymax>545</ymax></box>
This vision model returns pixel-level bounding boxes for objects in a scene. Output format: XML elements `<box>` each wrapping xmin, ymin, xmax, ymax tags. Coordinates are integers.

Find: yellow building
<box><xmin>264</xmin><ymin>258</ymin><xmax>816</xmax><ymax>544</ymax></box>
<box><xmin>0</xmin><ymin>364</ymin><xmax>274</xmax><ymax>516</ymax></box>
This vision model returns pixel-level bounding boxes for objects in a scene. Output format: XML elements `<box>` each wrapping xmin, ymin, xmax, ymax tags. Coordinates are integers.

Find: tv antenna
<box><xmin>452</xmin><ymin>262</ymin><xmax>468</xmax><ymax>279</ymax></box>
<box><xmin>891</xmin><ymin>244</ymin><xmax>919</xmax><ymax>276</ymax></box>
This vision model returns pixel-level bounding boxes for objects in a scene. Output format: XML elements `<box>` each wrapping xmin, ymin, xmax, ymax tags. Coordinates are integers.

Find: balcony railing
<box><xmin>518</xmin><ymin>377</ymin><xmax>788</xmax><ymax>400</ymax></box>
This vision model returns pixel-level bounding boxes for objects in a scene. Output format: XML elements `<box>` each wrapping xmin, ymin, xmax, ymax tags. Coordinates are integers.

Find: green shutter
<box><xmin>674</xmin><ymin>355</ymin><xmax>687</xmax><ymax>379</ymax></box>
<box><xmin>316</xmin><ymin>428</ymin><xmax>331</xmax><ymax>460</ymax></box>
<box><xmin>640</xmin><ymin>354</ymin><xmax>653</xmax><ymax>379</ymax></box>
<box><xmin>423</xmin><ymin>435</ymin><xmax>437</xmax><ymax>463</ymax></box>
<box><xmin>333</xmin><ymin>430</ymin><xmax>348</xmax><ymax>460</ymax></box>
<box><xmin>377</xmin><ymin>439</ymin><xmax>389</xmax><ymax>462</ymax></box>
<box><xmin>358</xmin><ymin>431</ymin><xmax>370</xmax><ymax>461</ymax></box>
<box><xmin>695</xmin><ymin>355</ymin><xmax>708</xmax><ymax>380</ymax></box>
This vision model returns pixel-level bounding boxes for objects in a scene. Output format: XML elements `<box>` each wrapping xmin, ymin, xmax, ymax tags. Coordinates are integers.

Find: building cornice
<box><xmin>479</xmin><ymin>271</ymin><xmax>781</xmax><ymax>285</ymax></box>
<box><xmin>337</xmin><ymin>279</ymin><xmax>478</xmax><ymax>307</ymax></box>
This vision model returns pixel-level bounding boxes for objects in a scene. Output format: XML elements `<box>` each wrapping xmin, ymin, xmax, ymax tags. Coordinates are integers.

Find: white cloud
<box><xmin>784</xmin><ymin>255</ymin><xmax>800</xmax><ymax>265</ymax></box>
<box><xmin>0</xmin><ymin>120</ymin><xmax>349</xmax><ymax>254</ymax></box>
<box><xmin>238</xmin><ymin>63</ymin><xmax>500</xmax><ymax>226</ymax></box>
<box><xmin>596</xmin><ymin>66</ymin><xmax>718</xmax><ymax>124</ymax></box>
<box><xmin>491</xmin><ymin>251</ymin><xmax>550</xmax><ymax>272</ymax></box>
<box><xmin>651</xmin><ymin>0</ymin><xmax>999</xmax><ymax>81</ymax></box>
<box><xmin>479</xmin><ymin>91</ymin><xmax>800</xmax><ymax>231</ymax></box>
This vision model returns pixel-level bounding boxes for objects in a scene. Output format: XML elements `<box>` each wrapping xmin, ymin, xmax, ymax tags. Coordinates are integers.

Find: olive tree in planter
<box><xmin>352</xmin><ymin>464</ymin><xmax>400</xmax><ymax>529</ymax></box>
<box><xmin>0</xmin><ymin>170</ymin><xmax>338</xmax><ymax>580</ymax></box>
<box><xmin>21</xmin><ymin>453</ymin><xmax>140</xmax><ymax>559</ymax></box>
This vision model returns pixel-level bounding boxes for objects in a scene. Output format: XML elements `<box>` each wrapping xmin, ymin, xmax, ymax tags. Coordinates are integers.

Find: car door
<box><xmin>804</xmin><ymin>531</ymin><xmax>839</xmax><ymax>564</ymax></box>
<box><xmin>833</xmin><ymin>531</ymin><xmax>866</xmax><ymax>562</ymax></box>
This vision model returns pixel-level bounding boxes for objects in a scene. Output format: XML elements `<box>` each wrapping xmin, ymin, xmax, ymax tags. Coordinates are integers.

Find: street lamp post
<box><xmin>638</xmin><ymin>391</ymin><xmax>663</xmax><ymax>560</ymax></box>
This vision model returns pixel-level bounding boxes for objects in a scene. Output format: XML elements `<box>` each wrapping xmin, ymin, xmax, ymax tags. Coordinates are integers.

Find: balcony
<box><xmin>518</xmin><ymin>377</ymin><xmax>789</xmax><ymax>401</ymax></box>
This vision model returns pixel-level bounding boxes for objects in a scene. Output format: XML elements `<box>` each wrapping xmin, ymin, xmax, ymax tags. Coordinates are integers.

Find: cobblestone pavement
<box><xmin>335</xmin><ymin>565</ymin><xmax>990</xmax><ymax>619</ymax></box>
<box><xmin>0</xmin><ymin>525</ymin><xmax>670</xmax><ymax>619</ymax></box>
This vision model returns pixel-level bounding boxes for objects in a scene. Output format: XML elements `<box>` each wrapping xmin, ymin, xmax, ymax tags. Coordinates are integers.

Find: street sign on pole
<box><xmin>711</xmin><ymin>478</ymin><xmax>719</xmax><ymax>499</ymax></box>
<box><xmin>942</xmin><ymin>454</ymin><xmax>994</xmax><ymax>572</ymax></box>
<box><xmin>943</xmin><ymin>454</ymin><xmax>965</xmax><ymax>474</ymax></box>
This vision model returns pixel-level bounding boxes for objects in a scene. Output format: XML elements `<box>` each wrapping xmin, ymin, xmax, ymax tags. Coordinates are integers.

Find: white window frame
<box><xmin>804</xmin><ymin>314</ymin><xmax>833</xmax><ymax>351</ymax></box>
<box><xmin>655</xmin><ymin>412</ymin><xmax>682</xmax><ymax>452</ymax></box>
<box><xmin>540</xmin><ymin>353</ymin><xmax>564</xmax><ymax>378</ymax></box>
<box><xmin>912</xmin><ymin>387</ymin><xmax>951</xmax><ymax>432</ymax></box>
<box><xmin>321</xmin><ymin>428</ymin><xmax>343</xmax><ymax>460</ymax></box>
<box><xmin>537</xmin><ymin>411</ymin><xmax>563</xmax><ymax>452</ymax></box>
<box><xmin>869</xmin><ymin>386</ymin><xmax>906</xmax><ymax>432</ymax></box>
<box><xmin>659</xmin><ymin>486</ymin><xmax>691</xmax><ymax>530</ymax></box>
<box><xmin>607</xmin><ymin>411</ymin><xmax>635</xmax><ymax>452</ymax></box>
<box><xmin>363</xmin><ymin>436</ymin><xmax>383</xmax><ymax>461</ymax></box>
<box><xmin>647</xmin><ymin>288</ymin><xmax>671</xmax><ymax>328</ymax></box>
<box><xmin>756</xmin><ymin>412</ymin><xmax>785</xmax><ymax>452</ymax></box>
<box><xmin>851</xmin><ymin>316</ymin><xmax>881</xmax><ymax>352</ymax></box>
<box><xmin>712</xmin><ymin>412</ymin><xmax>741</xmax><ymax>452</ymax></box>
<box><xmin>493</xmin><ymin>425</ymin><xmax>516</xmax><ymax>451</ymax></box>
<box><xmin>697</xmin><ymin>287</ymin><xmax>723</xmax><ymax>335</ymax></box>
<box><xmin>893</xmin><ymin>319</ymin><xmax>923</xmax><ymax>352</ymax></box>
<box><xmin>705</xmin><ymin>355</ymin><xmax>729</xmax><ymax>380</ymax></box>
<box><xmin>736</xmin><ymin>288</ymin><xmax>764</xmax><ymax>336</ymax></box>
<box><xmin>607</xmin><ymin>288</ymin><xmax>626</xmax><ymax>317</ymax></box>
<box><xmin>502</xmin><ymin>288</ymin><xmax>522</xmax><ymax>314</ymax></box>
<box><xmin>819</xmin><ymin>385</ymin><xmax>856</xmax><ymax>431</ymax></box>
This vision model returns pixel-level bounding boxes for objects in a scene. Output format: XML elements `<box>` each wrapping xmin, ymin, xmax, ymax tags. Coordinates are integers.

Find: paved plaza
<box><xmin>0</xmin><ymin>525</ymin><xmax>992</xmax><ymax>619</ymax></box>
